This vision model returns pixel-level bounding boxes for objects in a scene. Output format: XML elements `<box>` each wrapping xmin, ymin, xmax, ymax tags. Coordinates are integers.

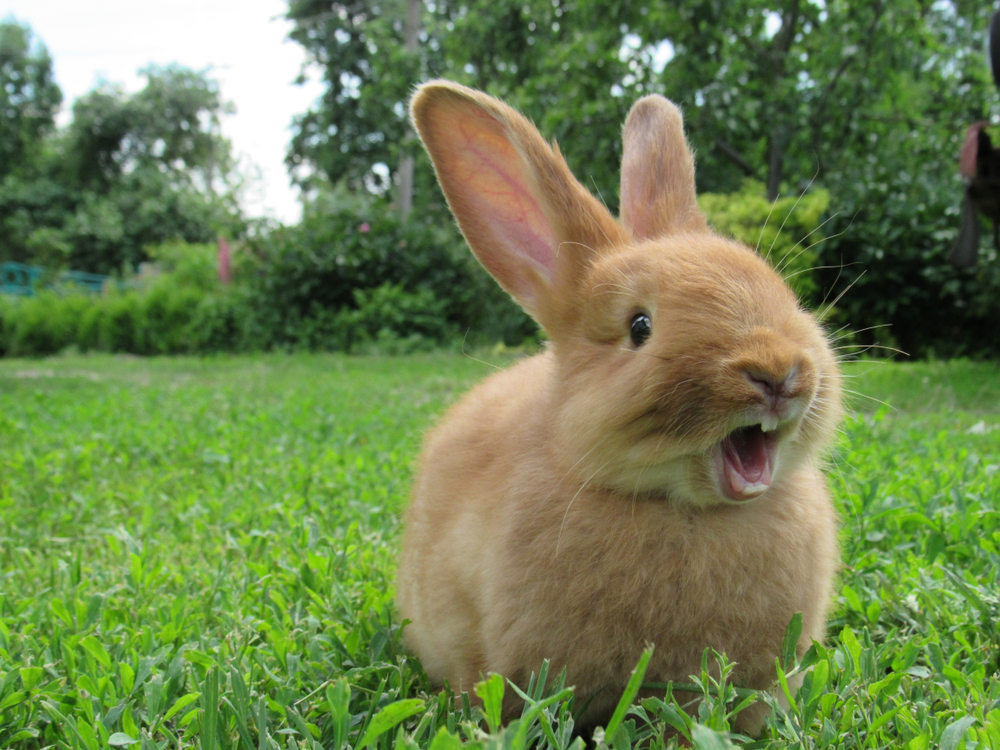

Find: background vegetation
<box><xmin>2</xmin><ymin>2</ymin><xmax>1000</xmax><ymax>358</ymax></box>
<box><xmin>0</xmin><ymin>354</ymin><xmax>998</xmax><ymax>749</ymax></box>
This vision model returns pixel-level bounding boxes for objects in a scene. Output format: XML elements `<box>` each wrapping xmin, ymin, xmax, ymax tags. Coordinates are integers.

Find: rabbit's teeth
<box><xmin>720</xmin><ymin>425</ymin><xmax>778</xmax><ymax>502</ymax></box>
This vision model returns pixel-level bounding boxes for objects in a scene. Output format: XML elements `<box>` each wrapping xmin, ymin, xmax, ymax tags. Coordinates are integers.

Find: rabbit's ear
<box><xmin>411</xmin><ymin>81</ymin><xmax>623</xmax><ymax>333</ymax></box>
<box><xmin>620</xmin><ymin>96</ymin><xmax>707</xmax><ymax>240</ymax></box>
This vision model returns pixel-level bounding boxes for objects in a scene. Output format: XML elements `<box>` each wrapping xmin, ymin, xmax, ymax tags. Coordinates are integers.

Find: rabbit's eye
<box><xmin>630</xmin><ymin>313</ymin><xmax>652</xmax><ymax>347</ymax></box>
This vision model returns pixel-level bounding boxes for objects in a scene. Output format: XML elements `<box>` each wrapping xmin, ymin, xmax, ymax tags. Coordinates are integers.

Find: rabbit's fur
<box><xmin>396</xmin><ymin>81</ymin><xmax>841</xmax><ymax>735</ymax></box>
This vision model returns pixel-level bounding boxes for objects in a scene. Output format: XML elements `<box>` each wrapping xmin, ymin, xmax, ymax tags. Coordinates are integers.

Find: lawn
<box><xmin>0</xmin><ymin>353</ymin><xmax>998</xmax><ymax>749</ymax></box>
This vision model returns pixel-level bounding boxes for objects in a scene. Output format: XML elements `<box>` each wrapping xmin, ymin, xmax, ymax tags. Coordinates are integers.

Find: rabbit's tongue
<box><xmin>721</xmin><ymin>425</ymin><xmax>777</xmax><ymax>501</ymax></box>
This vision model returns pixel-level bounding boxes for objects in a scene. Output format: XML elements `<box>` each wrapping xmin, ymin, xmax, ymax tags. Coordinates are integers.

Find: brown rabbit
<box><xmin>396</xmin><ymin>80</ymin><xmax>841</xmax><ymax>736</ymax></box>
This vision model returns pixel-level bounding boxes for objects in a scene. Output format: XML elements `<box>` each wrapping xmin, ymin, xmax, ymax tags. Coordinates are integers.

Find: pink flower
<box><xmin>359</xmin><ymin>222</ymin><xmax>370</xmax><ymax>233</ymax></box>
<box><xmin>218</xmin><ymin>236</ymin><xmax>232</xmax><ymax>285</ymax></box>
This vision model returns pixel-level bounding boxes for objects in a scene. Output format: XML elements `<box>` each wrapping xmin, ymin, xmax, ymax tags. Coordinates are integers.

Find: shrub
<box><xmin>140</xmin><ymin>282</ymin><xmax>206</xmax><ymax>354</ymax></box>
<box><xmin>245</xmin><ymin>196</ymin><xmax>536</xmax><ymax>350</ymax></box>
<box><xmin>814</xmin><ymin>159</ymin><xmax>1000</xmax><ymax>359</ymax></box>
<box><xmin>698</xmin><ymin>180</ymin><xmax>830</xmax><ymax>303</ymax></box>
<box><xmin>146</xmin><ymin>240</ymin><xmax>226</xmax><ymax>291</ymax></box>
<box><xmin>0</xmin><ymin>295</ymin><xmax>9</xmax><ymax>356</ymax></box>
<box><xmin>2</xmin><ymin>291</ymin><xmax>93</xmax><ymax>356</ymax></box>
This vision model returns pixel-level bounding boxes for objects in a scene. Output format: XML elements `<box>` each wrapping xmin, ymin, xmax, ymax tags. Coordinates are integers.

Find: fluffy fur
<box><xmin>396</xmin><ymin>80</ymin><xmax>842</xmax><ymax>735</ymax></box>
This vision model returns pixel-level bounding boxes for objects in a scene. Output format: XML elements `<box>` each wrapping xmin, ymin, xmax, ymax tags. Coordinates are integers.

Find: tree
<box><xmin>0</xmin><ymin>59</ymin><xmax>244</xmax><ymax>273</ymax></box>
<box><xmin>635</xmin><ymin>1</ymin><xmax>993</xmax><ymax>199</ymax></box>
<box><xmin>64</xmin><ymin>64</ymin><xmax>236</xmax><ymax>195</ymax></box>
<box><xmin>285</xmin><ymin>0</ymin><xmax>644</xmax><ymax>214</ymax></box>
<box><xmin>0</xmin><ymin>18</ymin><xmax>62</xmax><ymax>180</ymax></box>
<box><xmin>286</xmin><ymin>0</ymin><xmax>1000</xmax><ymax>355</ymax></box>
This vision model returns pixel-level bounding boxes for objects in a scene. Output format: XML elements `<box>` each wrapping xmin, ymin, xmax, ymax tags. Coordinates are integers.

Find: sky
<box><xmin>2</xmin><ymin>0</ymin><xmax>325</xmax><ymax>224</ymax></box>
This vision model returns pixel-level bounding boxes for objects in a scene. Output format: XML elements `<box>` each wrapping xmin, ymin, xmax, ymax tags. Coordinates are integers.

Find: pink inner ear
<box><xmin>434</xmin><ymin>104</ymin><xmax>558</xmax><ymax>300</ymax></box>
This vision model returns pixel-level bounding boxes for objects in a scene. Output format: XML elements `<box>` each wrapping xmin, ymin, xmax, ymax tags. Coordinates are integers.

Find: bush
<box><xmin>699</xmin><ymin>180</ymin><xmax>830</xmax><ymax>303</ymax></box>
<box><xmin>0</xmin><ymin>240</ymin><xmax>256</xmax><ymax>356</ymax></box>
<box><xmin>814</xmin><ymin>153</ymin><xmax>1000</xmax><ymax>359</ymax></box>
<box><xmin>244</xmin><ymin>194</ymin><xmax>536</xmax><ymax>350</ymax></box>
<box><xmin>1</xmin><ymin>292</ymin><xmax>93</xmax><ymax>356</ymax></box>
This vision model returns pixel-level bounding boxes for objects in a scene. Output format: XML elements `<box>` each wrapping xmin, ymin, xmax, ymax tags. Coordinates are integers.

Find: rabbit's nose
<box><xmin>744</xmin><ymin>365</ymin><xmax>798</xmax><ymax>401</ymax></box>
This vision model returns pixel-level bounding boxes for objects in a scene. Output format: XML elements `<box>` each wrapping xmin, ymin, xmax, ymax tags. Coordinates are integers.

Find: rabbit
<box><xmin>395</xmin><ymin>80</ymin><xmax>842</xmax><ymax>736</ymax></box>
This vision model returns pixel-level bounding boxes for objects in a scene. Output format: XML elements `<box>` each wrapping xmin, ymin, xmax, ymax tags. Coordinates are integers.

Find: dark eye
<box><xmin>630</xmin><ymin>313</ymin><xmax>652</xmax><ymax>347</ymax></box>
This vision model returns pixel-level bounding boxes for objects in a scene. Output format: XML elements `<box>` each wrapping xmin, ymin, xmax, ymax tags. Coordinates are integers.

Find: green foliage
<box><xmin>699</xmin><ymin>181</ymin><xmax>830</xmax><ymax>302</ymax></box>
<box><xmin>0</xmin><ymin>355</ymin><xmax>998</xmax><ymax>749</ymax></box>
<box><xmin>0</xmin><ymin>291</ymin><xmax>94</xmax><ymax>355</ymax></box>
<box><xmin>285</xmin><ymin>0</ymin><xmax>640</xmax><ymax>209</ymax></box>
<box><xmin>0</xmin><ymin>220</ymin><xmax>537</xmax><ymax>357</ymax></box>
<box><xmin>63</xmin><ymin>64</ymin><xmax>234</xmax><ymax>193</ymax></box>
<box><xmin>0</xmin><ymin>19</ymin><xmax>62</xmax><ymax>180</ymax></box>
<box><xmin>814</xmin><ymin>146</ymin><xmax>1000</xmax><ymax>358</ymax></box>
<box><xmin>286</xmin><ymin>0</ymin><xmax>1000</xmax><ymax>358</ymax></box>
<box><xmin>147</xmin><ymin>240</ymin><xmax>225</xmax><ymax>291</ymax></box>
<box><xmin>245</xmin><ymin>192</ymin><xmax>535</xmax><ymax>350</ymax></box>
<box><xmin>0</xmin><ymin>39</ymin><xmax>243</xmax><ymax>273</ymax></box>
<box><xmin>0</xmin><ymin>243</ymin><xmax>237</xmax><ymax>356</ymax></box>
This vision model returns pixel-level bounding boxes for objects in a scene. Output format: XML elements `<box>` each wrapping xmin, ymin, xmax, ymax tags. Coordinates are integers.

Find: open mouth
<box><xmin>720</xmin><ymin>424</ymin><xmax>779</xmax><ymax>501</ymax></box>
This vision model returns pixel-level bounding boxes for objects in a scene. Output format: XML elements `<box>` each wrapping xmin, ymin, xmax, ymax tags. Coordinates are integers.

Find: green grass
<box><xmin>0</xmin><ymin>353</ymin><xmax>998</xmax><ymax>749</ymax></box>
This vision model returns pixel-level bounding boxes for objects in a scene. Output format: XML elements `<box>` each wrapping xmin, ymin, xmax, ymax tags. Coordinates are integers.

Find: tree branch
<box><xmin>714</xmin><ymin>138</ymin><xmax>761</xmax><ymax>179</ymax></box>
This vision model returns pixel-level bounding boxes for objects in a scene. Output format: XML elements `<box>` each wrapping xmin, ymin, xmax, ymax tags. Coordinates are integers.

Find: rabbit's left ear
<box><xmin>411</xmin><ymin>80</ymin><xmax>623</xmax><ymax>335</ymax></box>
<box><xmin>620</xmin><ymin>96</ymin><xmax>707</xmax><ymax>241</ymax></box>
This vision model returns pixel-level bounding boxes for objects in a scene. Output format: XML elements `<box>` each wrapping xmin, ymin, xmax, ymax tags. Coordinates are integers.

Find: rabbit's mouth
<box><xmin>719</xmin><ymin>424</ymin><xmax>779</xmax><ymax>502</ymax></box>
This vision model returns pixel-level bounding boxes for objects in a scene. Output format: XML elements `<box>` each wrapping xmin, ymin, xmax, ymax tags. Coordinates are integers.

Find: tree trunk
<box><xmin>764</xmin><ymin>0</ymin><xmax>800</xmax><ymax>201</ymax></box>
<box><xmin>397</xmin><ymin>0</ymin><xmax>421</xmax><ymax>223</ymax></box>
<box><xmin>766</xmin><ymin>128</ymin><xmax>787</xmax><ymax>201</ymax></box>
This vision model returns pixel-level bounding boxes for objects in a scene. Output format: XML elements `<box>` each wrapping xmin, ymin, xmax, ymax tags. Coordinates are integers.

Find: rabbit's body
<box><xmin>397</xmin><ymin>82</ymin><xmax>842</xmax><ymax>735</ymax></box>
<box><xmin>398</xmin><ymin>355</ymin><xmax>837</xmax><ymax>730</ymax></box>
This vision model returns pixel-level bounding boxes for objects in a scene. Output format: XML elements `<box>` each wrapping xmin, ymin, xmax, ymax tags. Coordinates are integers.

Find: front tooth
<box><xmin>761</xmin><ymin>414</ymin><xmax>779</xmax><ymax>432</ymax></box>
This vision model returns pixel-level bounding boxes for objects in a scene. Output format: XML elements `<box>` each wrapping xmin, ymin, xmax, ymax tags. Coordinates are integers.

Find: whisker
<box><xmin>558</xmin><ymin>240</ymin><xmax>598</xmax><ymax>261</ymax></box>
<box><xmin>783</xmin><ymin>262</ymin><xmax>856</xmax><ymax>282</ymax></box>
<box><xmin>556</xmin><ymin>456</ymin><xmax>615</xmax><ymax>558</ymax></box>
<box><xmin>842</xmin><ymin>388</ymin><xmax>895</xmax><ymax>412</ymax></box>
<box><xmin>774</xmin><ymin>212</ymin><xmax>842</xmax><ymax>275</ymax></box>
<box><xmin>828</xmin><ymin>323</ymin><xmax>892</xmax><ymax>343</ymax></box>
<box><xmin>461</xmin><ymin>330</ymin><xmax>503</xmax><ymax>372</ymax></box>
<box><xmin>766</xmin><ymin>164</ymin><xmax>819</xmax><ymax>264</ymax></box>
<box><xmin>776</xmin><ymin>218</ymin><xmax>854</xmax><ymax>278</ymax></box>
<box><xmin>774</xmin><ymin>206</ymin><xmax>840</xmax><ymax>270</ymax></box>
<box><xmin>818</xmin><ymin>269</ymin><xmax>867</xmax><ymax>322</ymax></box>
<box><xmin>835</xmin><ymin>343</ymin><xmax>907</xmax><ymax>359</ymax></box>
<box><xmin>755</xmin><ymin>192</ymin><xmax>780</xmax><ymax>255</ymax></box>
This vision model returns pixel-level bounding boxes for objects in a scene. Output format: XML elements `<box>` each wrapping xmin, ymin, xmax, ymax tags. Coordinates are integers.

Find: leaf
<box><xmin>940</xmin><ymin>716</ymin><xmax>977</xmax><ymax>750</ymax></box>
<box><xmin>840</xmin><ymin>627</ymin><xmax>862</xmax><ymax>673</ymax></box>
<box><xmin>868</xmin><ymin>705</ymin><xmax>901</xmax><ymax>733</ymax></box>
<box><xmin>49</xmin><ymin>598</ymin><xmax>74</xmax><ymax>627</ymax></box>
<box><xmin>119</xmin><ymin>662</ymin><xmax>135</xmax><ymax>696</ymax></box>
<box><xmin>691</xmin><ymin>724</ymin><xmax>734</xmax><ymax>750</ymax></box>
<box><xmin>108</xmin><ymin>733</ymin><xmax>140</xmax><ymax>747</ymax></box>
<box><xmin>428</xmin><ymin>727</ymin><xmax>463</xmax><ymax>750</ymax></box>
<box><xmin>604</xmin><ymin>646</ymin><xmax>653</xmax><ymax>740</ymax></box>
<box><xmin>775</xmin><ymin>658</ymin><xmax>798</xmax><ymax>713</ymax></box>
<box><xmin>806</xmin><ymin>660</ymin><xmax>829</xmax><ymax>706</ymax></box>
<box><xmin>781</xmin><ymin>613</ymin><xmax>804</xmax><ymax>669</ymax></box>
<box><xmin>19</xmin><ymin>666</ymin><xmax>43</xmax><ymax>691</ymax></box>
<box><xmin>841</xmin><ymin>586</ymin><xmax>863</xmax><ymax>613</ymax></box>
<box><xmin>0</xmin><ymin>691</ymin><xmax>27</xmax><ymax>712</ymax></box>
<box><xmin>475</xmin><ymin>673</ymin><xmax>505</xmax><ymax>734</ymax></box>
<box><xmin>163</xmin><ymin>692</ymin><xmax>200</xmax><ymax>722</ymax></box>
<box><xmin>359</xmin><ymin>698</ymin><xmax>425</xmax><ymax>748</ymax></box>
<box><xmin>79</xmin><ymin>635</ymin><xmax>111</xmax><ymax>670</ymax></box>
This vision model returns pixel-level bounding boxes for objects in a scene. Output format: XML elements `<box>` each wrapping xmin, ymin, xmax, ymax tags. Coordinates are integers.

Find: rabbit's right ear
<box><xmin>620</xmin><ymin>96</ymin><xmax>708</xmax><ymax>240</ymax></box>
<box><xmin>411</xmin><ymin>81</ymin><xmax>623</xmax><ymax>334</ymax></box>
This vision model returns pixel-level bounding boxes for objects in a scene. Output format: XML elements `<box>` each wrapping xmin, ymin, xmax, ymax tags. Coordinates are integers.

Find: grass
<box><xmin>0</xmin><ymin>352</ymin><xmax>998</xmax><ymax>750</ymax></box>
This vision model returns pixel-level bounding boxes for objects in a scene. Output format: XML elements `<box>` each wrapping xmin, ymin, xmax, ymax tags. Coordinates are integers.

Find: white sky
<box><xmin>2</xmin><ymin>0</ymin><xmax>325</xmax><ymax>224</ymax></box>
